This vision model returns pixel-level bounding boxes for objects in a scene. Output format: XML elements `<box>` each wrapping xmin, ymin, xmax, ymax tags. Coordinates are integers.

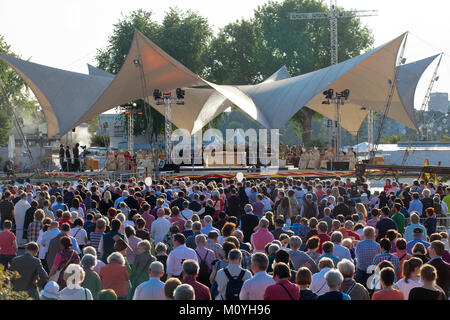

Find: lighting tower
<box><xmin>122</xmin><ymin>102</ymin><xmax>139</xmax><ymax>154</ymax></box>
<box><xmin>153</xmin><ymin>88</ymin><xmax>185</xmax><ymax>163</ymax></box>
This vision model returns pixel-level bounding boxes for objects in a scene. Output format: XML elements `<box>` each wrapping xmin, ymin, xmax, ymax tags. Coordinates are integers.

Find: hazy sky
<box><xmin>1</xmin><ymin>0</ymin><xmax>449</xmax><ymax>110</ymax></box>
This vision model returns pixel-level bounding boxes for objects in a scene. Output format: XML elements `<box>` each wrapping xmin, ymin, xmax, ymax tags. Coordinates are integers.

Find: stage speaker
<box><xmin>327</xmin><ymin>161</ymin><xmax>349</xmax><ymax>171</ymax></box>
<box><xmin>161</xmin><ymin>163</ymin><xmax>180</xmax><ymax>173</ymax></box>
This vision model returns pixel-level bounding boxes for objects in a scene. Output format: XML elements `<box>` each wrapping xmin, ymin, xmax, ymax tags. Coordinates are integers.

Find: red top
<box><xmin>141</xmin><ymin>212</ymin><xmax>155</xmax><ymax>233</ymax></box>
<box><xmin>58</xmin><ymin>218</ymin><xmax>73</xmax><ymax>228</ymax></box>
<box><xmin>169</xmin><ymin>216</ymin><xmax>185</xmax><ymax>232</ymax></box>
<box><xmin>317</xmin><ymin>233</ymin><xmax>331</xmax><ymax>254</ymax></box>
<box><xmin>0</xmin><ymin>230</ymin><xmax>16</xmax><ymax>255</ymax></box>
<box><xmin>264</xmin><ymin>280</ymin><xmax>300</xmax><ymax>300</ymax></box>
<box><xmin>183</xmin><ymin>276</ymin><xmax>211</xmax><ymax>300</ymax></box>
<box><xmin>99</xmin><ymin>260</ymin><xmax>130</xmax><ymax>297</ymax></box>
<box><xmin>372</xmin><ymin>289</ymin><xmax>404</xmax><ymax>300</ymax></box>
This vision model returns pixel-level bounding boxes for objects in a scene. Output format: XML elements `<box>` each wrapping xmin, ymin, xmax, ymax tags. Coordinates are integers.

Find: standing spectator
<box><xmin>420</xmin><ymin>189</ymin><xmax>434</xmax><ymax>216</ymax></box>
<box><xmin>10</xmin><ymin>242</ymin><xmax>48</xmax><ymax>300</ymax></box>
<box><xmin>166</xmin><ymin>233</ymin><xmax>198</xmax><ymax>279</ymax></box>
<box><xmin>264</xmin><ymin>262</ymin><xmax>300</xmax><ymax>300</ymax></box>
<box><xmin>395</xmin><ymin>257</ymin><xmax>423</xmax><ymax>300</ymax></box>
<box><xmin>317</xmin><ymin>269</ymin><xmax>351</xmax><ymax>300</ymax></box>
<box><xmin>371</xmin><ymin>267</ymin><xmax>404</xmax><ymax>300</ymax></box>
<box><xmin>132</xmin><ymin>261</ymin><xmax>166</xmax><ymax>300</ymax></box>
<box><xmin>310</xmin><ymin>258</ymin><xmax>334</xmax><ymax>296</ymax></box>
<box><xmin>80</xmin><ymin>254</ymin><xmax>103</xmax><ymax>299</ymax></box>
<box><xmin>427</xmin><ymin>240</ymin><xmax>450</xmax><ymax>294</ymax></box>
<box><xmin>251</xmin><ymin>218</ymin><xmax>274</xmax><ymax>253</ymax></box>
<box><xmin>215</xmin><ymin>249</ymin><xmax>251</xmax><ymax>300</ymax></box>
<box><xmin>391</xmin><ymin>203</ymin><xmax>405</xmax><ymax>234</ymax></box>
<box><xmin>0</xmin><ymin>220</ymin><xmax>17</xmax><ymax>270</ymax></box>
<box><xmin>14</xmin><ymin>193</ymin><xmax>30</xmax><ymax>244</ymax></box>
<box><xmin>372</xmin><ymin>238</ymin><xmax>401</xmax><ymax>280</ymax></box>
<box><xmin>424</xmin><ymin>207</ymin><xmax>437</xmax><ymax>237</ymax></box>
<box><xmin>375</xmin><ymin>207</ymin><xmax>397</xmax><ymax>242</ymax></box>
<box><xmin>59</xmin><ymin>264</ymin><xmax>94</xmax><ymax>300</ymax></box>
<box><xmin>393</xmin><ymin>238</ymin><xmax>412</xmax><ymax>278</ymax></box>
<box><xmin>194</xmin><ymin>234</ymin><xmax>215</xmax><ymax>287</ymax></box>
<box><xmin>240</xmin><ymin>253</ymin><xmax>275</xmax><ymax>300</ymax></box>
<box><xmin>330</xmin><ymin>231</ymin><xmax>352</xmax><ymax>261</ymax></box>
<box><xmin>406</xmin><ymin>228</ymin><xmax>430</xmax><ymax>255</ymax></box>
<box><xmin>337</xmin><ymin>259</ymin><xmax>370</xmax><ymax>300</ymax></box>
<box><xmin>240</xmin><ymin>204</ymin><xmax>259</xmax><ymax>243</ymax></box>
<box><xmin>151</xmin><ymin>208</ymin><xmax>171</xmax><ymax>245</ymax></box>
<box><xmin>296</xmin><ymin>267</ymin><xmax>317</xmax><ymax>300</ymax></box>
<box><xmin>181</xmin><ymin>259</ymin><xmax>211</xmax><ymax>300</ymax></box>
<box><xmin>288</xmin><ymin>236</ymin><xmax>317</xmax><ymax>273</ymax></box>
<box><xmin>99</xmin><ymin>219</ymin><xmax>127</xmax><ymax>263</ymax></box>
<box><xmin>48</xmin><ymin>236</ymin><xmax>80</xmax><ymax>288</ymax></box>
<box><xmin>408</xmin><ymin>264</ymin><xmax>447</xmax><ymax>300</ymax></box>
<box><xmin>355</xmin><ymin>226</ymin><xmax>381</xmax><ymax>285</ymax></box>
<box><xmin>404</xmin><ymin>213</ymin><xmax>427</xmax><ymax>242</ymax></box>
<box><xmin>99</xmin><ymin>252</ymin><xmax>130</xmax><ymax>300</ymax></box>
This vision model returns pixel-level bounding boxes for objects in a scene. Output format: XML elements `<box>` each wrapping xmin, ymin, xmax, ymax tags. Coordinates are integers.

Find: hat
<box><xmin>413</xmin><ymin>228</ymin><xmax>423</xmax><ymax>234</ymax></box>
<box><xmin>40</xmin><ymin>281</ymin><xmax>60</xmax><ymax>299</ymax></box>
<box><xmin>113</xmin><ymin>237</ymin><xmax>133</xmax><ymax>252</ymax></box>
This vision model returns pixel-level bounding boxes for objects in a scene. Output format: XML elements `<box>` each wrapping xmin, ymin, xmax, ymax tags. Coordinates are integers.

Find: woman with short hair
<box><xmin>408</xmin><ymin>264</ymin><xmax>446</xmax><ymax>300</ymax></box>
<box><xmin>296</xmin><ymin>267</ymin><xmax>317</xmax><ymax>300</ymax></box>
<box><xmin>80</xmin><ymin>253</ymin><xmax>103</xmax><ymax>299</ymax></box>
<box><xmin>371</xmin><ymin>267</ymin><xmax>404</xmax><ymax>300</ymax></box>
<box><xmin>337</xmin><ymin>259</ymin><xmax>370</xmax><ymax>300</ymax></box>
<box><xmin>317</xmin><ymin>269</ymin><xmax>350</xmax><ymax>300</ymax></box>
<box><xmin>99</xmin><ymin>252</ymin><xmax>130</xmax><ymax>300</ymax></box>
<box><xmin>412</xmin><ymin>242</ymin><xmax>429</xmax><ymax>264</ymax></box>
<box><xmin>59</xmin><ymin>264</ymin><xmax>94</xmax><ymax>300</ymax></box>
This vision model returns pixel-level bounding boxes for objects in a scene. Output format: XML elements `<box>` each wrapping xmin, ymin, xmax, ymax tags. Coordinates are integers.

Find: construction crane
<box><xmin>401</xmin><ymin>53</ymin><xmax>443</xmax><ymax>165</ymax></box>
<box><xmin>287</xmin><ymin>0</ymin><xmax>378</xmax><ymax>66</ymax></box>
<box><xmin>369</xmin><ymin>33</ymin><xmax>409</xmax><ymax>162</ymax></box>
<box><xmin>288</xmin><ymin>0</ymin><xmax>377</xmax><ymax>153</ymax></box>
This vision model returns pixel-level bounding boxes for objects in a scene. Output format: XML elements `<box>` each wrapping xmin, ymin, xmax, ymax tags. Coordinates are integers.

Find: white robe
<box><xmin>14</xmin><ymin>199</ymin><xmax>30</xmax><ymax>244</ymax></box>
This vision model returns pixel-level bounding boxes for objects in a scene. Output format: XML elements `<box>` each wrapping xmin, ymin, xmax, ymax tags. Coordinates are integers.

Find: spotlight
<box><xmin>176</xmin><ymin>88</ymin><xmax>185</xmax><ymax>99</ymax></box>
<box><xmin>153</xmin><ymin>89</ymin><xmax>162</xmax><ymax>100</ymax></box>
<box><xmin>323</xmin><ymin>89</ymin><xmax>334</xmax><ymax>100</ymax></box>
<box><xmin>133</xmin><ymin>59</ymin><xmax>140</xmax><ymax>66</ymax></box>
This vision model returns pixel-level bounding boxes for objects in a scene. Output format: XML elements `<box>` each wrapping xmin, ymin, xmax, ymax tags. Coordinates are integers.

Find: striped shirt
<box><xmin>89</xmin><ymin>231</ymin><xmax>103</xmax><ymax>255</ymax></box>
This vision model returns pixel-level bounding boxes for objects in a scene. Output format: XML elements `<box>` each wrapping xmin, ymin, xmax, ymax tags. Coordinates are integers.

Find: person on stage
<box><xmin>65</xmin><ymin>145</ymin><xmax>72</xmax><ymax>171</ymax></box>
<box><xmin>59</xmin><ymin>144</ymin><xmax>65</xmax><ymax>172</ymax></box>
<box><xmin>73</xmin><ymin>143</ymin><xmax>80</xmax><ymax>172</ymax></box>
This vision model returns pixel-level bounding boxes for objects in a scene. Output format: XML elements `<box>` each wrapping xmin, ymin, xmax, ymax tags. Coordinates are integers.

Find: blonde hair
<box><xmin>137</xmin><ymin>240</ymin><xmax>151</xmax><ymax>252</ymax></box>
<box><xmin>355</xmin><ymin>203</ymin><xmax>367</xmax><ymax>219</ymax></box>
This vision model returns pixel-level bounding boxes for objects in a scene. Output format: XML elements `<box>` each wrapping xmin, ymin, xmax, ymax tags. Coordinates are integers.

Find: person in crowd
<box><xmin>10</xmin><ymin>242</ymin><xmax>48</xmax><ymax>300</ymax></box>
<box><xmin>166</xmin><ymin>233</ymin><xmax>198</xmax><ymax>279</ymax></box>
<box><xmin>371</xmin><ymin>267</ymin><xmax>404</xmax><ymax>300</ymax></box>
<box><xmin>305</xmin><ymin>236</ymin><xmax>321</xmax><ymax>263</ymax></box>
<box><xmin>337</xmin><ymin>259</ymin><xmax>370</xmax><ymax>300</ymax></box>
<box><xmin>80</xmin><ymin>253</ymin><xmax>103</xmax><ymax>299</ymax></box>
<box><xmin>310</xmin><ymin>257</ymin><xmax>334</xmax><ymax>296</ymax></box>
<box><xmin>404</xmin><ymin>212</ymin><xmax>427</xmax><ymax>242</ymax></box>
<box><xmin>59</xmin><ymin>264</ymin><xmax>94</xmax><ymax>300</ymax></box>
<box><xmin>130</xmin><ymin>240</ymin><xmax>156</xmax><ymax>294</ymax></box>
<box><xmin>375</xmin><ymin>207</ymin><xmax>397</xmax><ymax>242</ymax></box>
<box><xmin>181</xmin><ymin>259</ymin><xmax>211</xmax><ymax>300</ymax></box>
<box><xmin>240</xmin><ymin>252</ymin><xmax>275</xmax><ymax>300</ymax></box>
<box><xmin>406</xmin><ymin>228</ymin><xmax>430</xmax><ymax>255</ymax></box>
<box><xmin>372</xmin><ymin>238</ymin><xmax>401</xmax><ymax>279</ymax></box>
<box><xmin>394</xmin><ymin>257</ymin><xmax>423</xmax><ymax>300</ymax></box>
<box><xmin>317</xmin><ymin>241</ymin><xmax>340</xmax><ymax>267</ymax></box>
<box><xmin>173</xmin><ymin>283</ymin><xmax>195</xmax><ymax>300</ymax></box>
<box><xmin>393</xmin><ymin>238</ymin><xmax>412</xmax><ymax>278</ymax></box>
<box><xmin>408</xmin><ymin>264</ymin><xmax>447</xmax><ymax>300</ymax></box>
<box><xmin>99</xmin><ymin>252</ymin><xmax>130</xmax><ymax>300</ymax></box>
<box><xmin>296</xmin><ymin>267</ymin><xmax>317</xmax><ymax>300</ymax></box>
<box><xmin>288</xmin><ymin>236</ymin><xmax>317</xmax><ymax>273</ymax></box>
<box><xmin>317</xmin><ymin>269</ymin><xmax>351</xmax><ymax>300</ymax></box>
<box><xmin>355</xmin><ymin>226</ymin><xmax>381</xmax><ymax>285</ymax></box>
<box><xmin>427</xmin><ymin>240</ymin><xmax>450</xmax><ymax>294</ymax></box>
<box><xmin>48</xmin><ymin>236</ymin><xmax>80</xmax><ymax>289</ymax></box>
<box><xmin>133</xmin><ymin>261</ymin><xmax>166</xmax><ymax>300</ymax></box>
<box><xmin>264</xmin><ymin>262</ymin><xmax>300</xmax><ymax>300</ymax></box>
<box><xmin>0</xmin><ymin>220</ymin><xmax>18</xmax><ymax>270</ymax></box>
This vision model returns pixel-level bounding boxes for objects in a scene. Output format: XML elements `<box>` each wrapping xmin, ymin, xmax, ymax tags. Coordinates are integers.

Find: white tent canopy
<box><xmin>0</xmin><ymin>30</ymin><xmax>436</xmax><ymax>138</ymax></box>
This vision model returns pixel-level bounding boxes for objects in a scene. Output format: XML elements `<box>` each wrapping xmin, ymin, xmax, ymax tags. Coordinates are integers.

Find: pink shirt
<box><xmin>0</xmin><ymin>231</ymin><xmax>16</xmax><ymax>255</ymax></box>
<box><xmin>169</xmin><ymin>216</ymin><xmax>185</xmax><ymax>232</ymax></box>
<box><xmin>251</xmin><ymin>228</ymin><xmax>274</xmax><ymax>252</ymax></box>
<box><xmin>141</xmin><ymin>212</ymin><xmax>155</xmax><ymax>233</ymax></box>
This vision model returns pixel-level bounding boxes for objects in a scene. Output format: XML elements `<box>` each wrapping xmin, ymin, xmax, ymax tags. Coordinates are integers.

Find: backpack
<box><xmin>196</xmin><ymin>249</ymin><xmax>211</xmax><ymax>286</ymax></box>
<box><xmin>223</xmin><ymin>268</ymin><xmax>246</xmax><ymax>300</ymax></box>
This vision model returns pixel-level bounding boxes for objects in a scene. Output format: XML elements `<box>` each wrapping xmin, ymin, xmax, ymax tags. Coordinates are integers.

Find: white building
<box><xmin>429</xmin><ymin>92</ymin><xmax>449</xmax><ymax>113</ymax></box>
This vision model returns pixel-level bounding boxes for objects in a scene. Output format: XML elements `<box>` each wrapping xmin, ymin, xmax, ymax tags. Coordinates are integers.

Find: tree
<box><xmin>96</xmin><ymin>8</ymin><xmax>213</xmax><ymax>140</ymax></box>
<box><xmin>0</xmin><ymin>35</ymin><xmax>41</xmax><ymax>146</ymax></box>
<box><xmin>205</xmin><ymin>0</ymin><xmax>374</xmax><ymax>145</ymax></box>
<box><xmin>0</xmin><ymin>269</ymin><xmax>31</xmax><ymax>300</ymax></box>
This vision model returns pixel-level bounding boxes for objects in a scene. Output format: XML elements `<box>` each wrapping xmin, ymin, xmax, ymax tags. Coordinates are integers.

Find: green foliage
<box><xmin>441</xmin><ymin>135</ymin><xmax>450</xmax><ymax>142</ymax></box>
<box><xmin>90</xmin><ymin>134</ymin><xmax>110</xmax><ymax>147</ymax></box>
<box><xmin>380</xmin><ymin>134</ymin><xmax>404</xmax><ymax>144</ymax></box>
<box><xmin>0</xmin><ymin>269</ymin><xmax>32</xmax><ymax>300</ymax></box>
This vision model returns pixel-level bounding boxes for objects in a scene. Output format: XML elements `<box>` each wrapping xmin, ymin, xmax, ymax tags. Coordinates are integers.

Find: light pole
<box><xmin>153</xmin><ymin>88</ymin><xmax>185</xmax><ymax>164</ymax></box>
<box><xmin>322</xmin><ymin>89</ymin><xmax>350</xmax><ymax>160</ymax></box>
<box><xmin>122</xmin><ymin>102</ymin><xmax>138</xmax><ymax>154</ymax></box>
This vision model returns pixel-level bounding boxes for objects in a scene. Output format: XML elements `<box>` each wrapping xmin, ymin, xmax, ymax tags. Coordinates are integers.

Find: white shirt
<box><xmin>310</xmin><ymin>267</ymin><xmax>331</xmax><ymax>295</ymax></box>
<box><xmin>239</xmin><ymin>271</ymin><xmax>275</xmax><ymax>300</ymax></box>
<box><xmin>133</xmin><ymin>277</ymin><xmax>166</xmax><ymax>300</ymax></box>
<box><xmin>395</xmin><ymin>278</ymin><xmax>423</xmax><ymax>300</ymax></box>
<box><xmin>166</xmin><ymin>244</ymin><xmax>198</xmax><ymax>277</ymax></box>
<box><xmin>150</xmin><ymin>217</ymin><xmax>171</xmax><ymax>245</ymax></box>
<box><xmin>69</xmin><ymin>227</ymin><xmax>88</xmax><ymax>246</ymax></box>
<box><xmin>39</xmin><ymin>227</ymin><xmax>60</xmax><ymax>258</ymax></box>
<box><xmin>69</xmin><ymin>207</ymin><xmax>84</xmax><ymax>219</ymax></box>
<box><xmin>180</xmin><ymin>209</ymin><xmax>193</xmax><ymax>220</ymax></box>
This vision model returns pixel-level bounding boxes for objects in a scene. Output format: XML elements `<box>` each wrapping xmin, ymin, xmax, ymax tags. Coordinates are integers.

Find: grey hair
<box><xmin>337</xmin><ymin>258</ymin><xmax>355</xmax><ymax>278</ymax></box>
<box><xmin>81</xmin><ymin>254</ymin><xmax>97</xmax><ymax>270</ymax></box>
<box><xmin>195</xmin><ymin>234</ymin><xmax>207</xmax><ymax>245</ymax></box>
<box><xmin>324</xmin><ymin>269</ymin><xmax>344</xmax><ymax>289</ymax></box>
<box><xmin>82</xmin><ymin>246</ymin><xmax>97</xmax><ymax>257</ymax></box>
<box><xmin>228</xmin><ymin>249</ymin><xmax>242</xmax><ymax>261</ymax></box>
<box><xmin>244</xmin><ymin>204</ymin><xmax>253</xmax><ymax>212</ymax></box>
<box><xmin>251</xmin><ymin>252</ymin><xmax>269</xmax><ymax>271</ymax></box>
<box><xmin>331</xmin><ymin>231</ymin><xmax>343</xmax><ymax>244</ymax></box>
<box><xmin>363</xmin><ymin>226</ymin><xmax>375</xmax><ymax>238</ymax></box>
<box><xmin>259</xmin><ymin>218</ymin><xmax>270</xmax><ymax>228</ymax></box>
<box><xmin>289</xmin><ymin>236</ymin><xmax>302</xmax><ymax>250</ymax></box>
<box><xmin>268</xmin><ymin>244</ymin><xmax>280</xmax><ymax>255</ymax></box>
<box><xmin>116</xmin><ymin>213</ymin><xmax>126</xmax><ymax>223</ymax></box>
<box><xmin>232</xmin><ymin>229</ymin><xmax>244</xmax><ymax>241</ymax></box>
<box><xmin>182</xmin><ymin>259</ymin><xmax>199</xmax><ymax>276</ymax></box>
<box><xmin>149</xmin><ymin>261</ymin><xmax>164</xmax><ymax>274</ymax></box>
<box><xmin>155</xmin><ymin>242</ymin><xmax>167</xmax><ymax>253</ymax></box>
<box><xmin>203</xmin><ymin>215</ymin><xmax>213</xmax><ymax>224</ymax></box>
<box><xmin>174</xmin><ymin>284</ymin><xmax>195</xmax><ymax>300</ymax></box>
<box><xmin>107</xmin><ymin>252</ymin><xmax>125</xmax><ymax>265</ymax></box>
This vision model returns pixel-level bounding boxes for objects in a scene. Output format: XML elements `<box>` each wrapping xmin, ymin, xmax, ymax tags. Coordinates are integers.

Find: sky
<box><xmin>1</xmin><ymin>0</ymin><xmax>450</xmax><ymax>112</ymax></box>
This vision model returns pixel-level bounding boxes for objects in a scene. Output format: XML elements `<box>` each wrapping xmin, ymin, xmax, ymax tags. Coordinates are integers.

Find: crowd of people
<box><xmin>0</xmin><ymin>175</ymin><xmax>448</xmax><ymax>300</ymax></box>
